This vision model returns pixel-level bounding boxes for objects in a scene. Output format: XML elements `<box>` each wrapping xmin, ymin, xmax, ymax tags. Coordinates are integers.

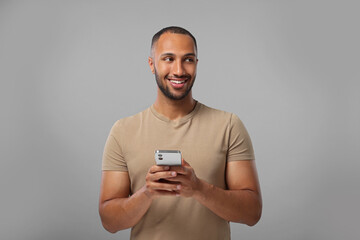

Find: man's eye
<box><xmin>185</xmin><ymin>58</ymin><xmax>195</xmax><ymax>62</ymax></box>
<box><xmin>164</xmin><ymin>57</ymin><xmax>173</xmax><ymax>61</ymax></box>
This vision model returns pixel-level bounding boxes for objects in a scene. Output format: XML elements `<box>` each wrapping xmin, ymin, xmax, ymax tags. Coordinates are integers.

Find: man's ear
<box><xmin>148</xmin><ymin>57</ymin><xmax>155</xmax><ymax>74</ymax></box>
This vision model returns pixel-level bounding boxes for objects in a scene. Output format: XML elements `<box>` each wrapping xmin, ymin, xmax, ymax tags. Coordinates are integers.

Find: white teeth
<box><xmin>170</xmin><ymin>80</ymin><xmax>185</xmax><ymax>84</ymax></box>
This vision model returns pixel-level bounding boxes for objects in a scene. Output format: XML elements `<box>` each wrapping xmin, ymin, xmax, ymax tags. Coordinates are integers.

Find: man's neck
<box><xmin>153</xmin><ymin>91</ymin><xmax>197</xmax><ymax>121</ymax></box>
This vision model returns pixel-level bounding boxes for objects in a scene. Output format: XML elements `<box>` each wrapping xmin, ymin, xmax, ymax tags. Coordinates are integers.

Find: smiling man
<box><xmin>99</xmin><ymin>26</ymin><xmax>262</xmax><ymax>240</ymax></box>
<box><xmin>151</xmin><ymin>31</ymin><xmax>197</xmax><ymax>101</ymax></box>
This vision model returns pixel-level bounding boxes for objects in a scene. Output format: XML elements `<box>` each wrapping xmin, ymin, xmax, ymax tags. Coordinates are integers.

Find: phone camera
<box><xmin>159</xmin><ymin>157</ymin><xmax>163</xmax><ymax>160</ymax></box>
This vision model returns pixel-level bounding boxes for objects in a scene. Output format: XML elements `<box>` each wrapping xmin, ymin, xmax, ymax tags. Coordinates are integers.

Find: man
<box><xmin>99</xmin><ymin>26</ymin><xmax>262</xmax><ymax>240</ymax></box>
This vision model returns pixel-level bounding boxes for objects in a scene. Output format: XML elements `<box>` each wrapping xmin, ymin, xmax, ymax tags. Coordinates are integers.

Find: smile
<box><xmin>170</xmin><ymin>80</ymin><xmax>186</xmax><ymax>84</ymax></box>
<box><xmin>167</xmin><ymin>75</ymin><xmax>189</xmax><ymax>83</ymax></box>
<box><xmin>167</xmin><ymin>77</ymin><xmax>188</xmax><ymax>89</ymax></box>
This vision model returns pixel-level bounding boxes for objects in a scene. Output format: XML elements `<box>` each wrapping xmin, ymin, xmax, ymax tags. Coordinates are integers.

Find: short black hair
<box><xmin>151</xmin><ymin>26</ymin><xmax>197</xmax><ymax>56</ymax></box>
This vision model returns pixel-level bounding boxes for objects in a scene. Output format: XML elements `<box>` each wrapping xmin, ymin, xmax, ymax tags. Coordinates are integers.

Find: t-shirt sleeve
<box><xmin>227</xmin><ymin>113</ymin><xmax>255</xmax><ymax>161</ymax></box>
<box><xmin>102</xmin><ymin>121</ymin><xmax>128</xmax><ymax>171</ymax></box>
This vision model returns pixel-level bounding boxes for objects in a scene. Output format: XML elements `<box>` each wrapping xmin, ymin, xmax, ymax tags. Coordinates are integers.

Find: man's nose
<box><xmin>172</xmin><ymin>60</ymin><xmax>185</xmax><ymax>76</ymax></box>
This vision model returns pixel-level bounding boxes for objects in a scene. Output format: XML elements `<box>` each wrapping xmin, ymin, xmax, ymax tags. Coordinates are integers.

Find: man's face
<box><xmin>149</xmin><ymin>33</ymin><xmax>198</xmax><ymax>101</ymax></box>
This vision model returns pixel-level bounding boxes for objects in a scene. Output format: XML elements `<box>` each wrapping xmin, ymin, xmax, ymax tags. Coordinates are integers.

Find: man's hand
<box><xmin>144</xmin><ymin>165</ymin><xmax>180</xmax><ymax>199</ymax></box>
<box><xmin>166</xmin><ymin>159</ymin><xmax>202</xmax><ymax>198</ymax></box>
<box><xmin>154</xmin><ymin>159</ymin><xmax>262</xmax><ymax>225</ymax></box>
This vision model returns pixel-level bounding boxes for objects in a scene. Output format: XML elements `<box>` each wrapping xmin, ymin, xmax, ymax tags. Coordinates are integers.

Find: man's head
<box><xmin>150</xmin><ymin>26</ymin><xmax>198</xmax><ymax>57</ymax></box>
<box><xmin>149</xmin><ymin>26</ymin><xmax>198</xmax><ymax>101</ymax></box>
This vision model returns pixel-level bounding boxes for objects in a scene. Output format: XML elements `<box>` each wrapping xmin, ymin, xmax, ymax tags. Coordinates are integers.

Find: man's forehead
<box><xmin>154</xmin><ymin>33</ymin><xmax>196</xmax><ymax>55</ymax></box>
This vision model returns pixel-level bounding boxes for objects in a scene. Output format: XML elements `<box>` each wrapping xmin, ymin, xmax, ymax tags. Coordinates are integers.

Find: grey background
<box><xmin>1</xmin><ymin>0</ymin><xmax>359</xmax><ymax>239</ymax></box>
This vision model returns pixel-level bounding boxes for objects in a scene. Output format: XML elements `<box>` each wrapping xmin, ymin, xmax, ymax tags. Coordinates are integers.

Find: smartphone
<box><xmin>155</xmin><ymin>150</ymin><xmax>182</xmax><ymax>166</ymax></box>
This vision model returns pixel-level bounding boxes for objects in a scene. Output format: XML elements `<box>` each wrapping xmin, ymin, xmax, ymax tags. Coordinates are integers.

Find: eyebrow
<box><xmin>160</xmin><ymin>53</ymin><xmax>196</xmax><ymax>57</ymax></box>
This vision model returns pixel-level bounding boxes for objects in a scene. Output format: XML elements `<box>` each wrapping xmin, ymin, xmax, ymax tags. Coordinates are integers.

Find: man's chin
<box><xmin>167</xmin><ymin>93</ymin><xmax>188</xmax><ymax>101</ymax></box>
<box><xmin>163</xmin><ymin>89</ymin><xmax>190</xmax><ymax>101</ymax></box>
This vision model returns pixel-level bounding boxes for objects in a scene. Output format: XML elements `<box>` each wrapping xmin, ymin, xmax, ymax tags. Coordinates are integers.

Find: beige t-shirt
<box><xmin>102</xmin><ymin>102</ymin><xmax>255</xmax><ymax>240</ymax></box>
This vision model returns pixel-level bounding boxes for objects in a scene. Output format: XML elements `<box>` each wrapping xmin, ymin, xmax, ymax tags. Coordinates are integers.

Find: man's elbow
<box><xmin>230</xmin><ymin>206</ymin><xmax>262</xmax><ymax>226</ymax></box>
<box><xmin>246</xmin><ymin>211</ymin><xmax>261</xmax><ymax>226</ymax></box>
<box><xmin>99</xmin><ymin>213</ymin><xmax>130</xmax><ymax>233</ymax></box>
<box><xmin>233</xmin><ymin>199</ymin><xmax>262</xmax><ymax>226</ymax></box>
<box><xmin>99</xmin><ymin>211</ymin><xmax>120</xmax><ymax>234</ymax></box>
<box><xmin>101</xmin><ymin>221</ymin><xmax>120</xmax><ymax>234</ymax></box>
<box><xmin>246</xmin><ymin>202</ymin><xmax>262</xmax><ymax>226</ymax></box>
<box><xmin>99</xmin><ymin>204</ymin><xmax>127</xmax><ymax>234</ymax></box>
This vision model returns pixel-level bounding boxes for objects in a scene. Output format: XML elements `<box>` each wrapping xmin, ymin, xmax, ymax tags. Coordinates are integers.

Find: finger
<box><xmin>182</xmin><ymin>158</ymin><xmax>190</xmax><ymax>166</ymax></box>
<box><xmin>149</xmin><ymin>165</ymin><xmax>170</xmax><ymax>174</ymax></box>
<box><xmin>168</xmin><ymin>159</ymin><xmax>186</xmax><ymax>171</ymax></box>
<box><xmin>149</xmin><ymin>171</ymin><xmax>177</xmax><ymax>181</ymax></box>
<box><xmin>163</xmin><ymin>175</ymin><xmax>185</xmax><ymax>183</ymax></box>
<box><xmin>145</xmin><ymin>171</ymin><xmax>178</xmax><ymax>182</ymax></box>
<box><xmin>148</xmin><ymin>181</ymin><xmax>181</xmax><ymax>192</ymax></box>
<box><xmin>170</xmin><ymin>166</ymin><xmax>188</xmax><ymax>175</ymax></box>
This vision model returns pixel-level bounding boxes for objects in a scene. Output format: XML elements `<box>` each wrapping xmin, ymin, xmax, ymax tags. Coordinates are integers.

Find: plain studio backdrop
<box><xmin>0</xmin><ymin>1</ymin><xmax>359</xmax><ymax>239</ymax></box>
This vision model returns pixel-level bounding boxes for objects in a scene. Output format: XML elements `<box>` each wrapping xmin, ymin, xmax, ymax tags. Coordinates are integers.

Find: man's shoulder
<box><xmin>198</xmin><ymin>102</ymin><xmax>234</xmax><ymax>120</ymax></box>
<box><xmin>110</xmin><ymin>107</ymin><xmax>150</xmax><ymax>132</ymax></box>
<box><xmin>197</xmin><ymin>102</ymin><xmax>246</xmax><ymax>129</ymax></box>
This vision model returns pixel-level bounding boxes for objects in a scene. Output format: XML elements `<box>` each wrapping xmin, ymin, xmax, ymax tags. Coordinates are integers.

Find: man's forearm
<box><xmin>193</xmin><ymin>179</ymin><xmax>262</xmax><ymax>226</ymax></box>
<box><xmin>99</xmin><ymin>186</ymin><xmax>152</xmax><ymax>233</ymax></box>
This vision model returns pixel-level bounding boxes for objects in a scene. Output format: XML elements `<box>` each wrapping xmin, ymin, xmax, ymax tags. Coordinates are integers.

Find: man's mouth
<box><xmin>167</xmin><ymin>78</ymin><xmax>188</xmax><ymax>89</ymax></box>
<box><xmin>169</xmin><ymin>79</ymin><xmax>186</xmax><ymax>84</ymax></box>
<box><xmin>167</xmin><ymin>76</ymin><xmax>189</xmax><ymax>89</ymax></box>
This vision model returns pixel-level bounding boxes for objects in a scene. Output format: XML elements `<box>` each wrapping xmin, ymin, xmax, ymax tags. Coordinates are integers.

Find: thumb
<box><xmin>182</xmin><ymin>158</ymin><xmax>190</xmax><ymax>166</ymax></box>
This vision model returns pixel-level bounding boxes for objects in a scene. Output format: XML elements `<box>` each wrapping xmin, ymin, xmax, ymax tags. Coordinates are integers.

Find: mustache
<box><xmin>166</xmin><ymin>74</ymin><xmax>191</xmax><ymax>79</ymax></box>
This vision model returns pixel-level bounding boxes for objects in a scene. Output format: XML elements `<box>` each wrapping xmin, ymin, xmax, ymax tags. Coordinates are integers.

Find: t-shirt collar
<box><xmin>150</xmin><ymin>101</ymin><xmax>201</xmax><ymax>125</ymax></box>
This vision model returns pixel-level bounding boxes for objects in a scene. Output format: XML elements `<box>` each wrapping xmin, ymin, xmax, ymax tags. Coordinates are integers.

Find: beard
<box><xmin>154</xmin><ymin>68</ymin><xmax>196</xmax><ymax>101</ymax></box>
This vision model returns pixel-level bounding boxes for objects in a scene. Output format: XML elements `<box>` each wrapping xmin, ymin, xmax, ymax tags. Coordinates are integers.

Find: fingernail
<box><xmin>172</xmin><ymin>172</ymin><xmax>176</xmax><ymax>176</ymax></box>
<box><xmin>177</xmin><ymin>185</ymin><xmax>181</xmax><ymax>190</ymax></box>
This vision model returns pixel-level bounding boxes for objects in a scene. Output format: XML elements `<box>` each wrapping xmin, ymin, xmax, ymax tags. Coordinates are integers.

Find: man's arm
<box><xmin>99</xmin><ymin>166</ymin><xmax>180</xmax><ymax>233</ymax></box>
<box><xmin>169</xmin><ymin>159</ymin><xmax>262</xmax><ymax>226</ymax></box>
<box><xmin>196</xmin><ymin>160</ymin><xmax>262</xmax><ymax>225</ymax></box>
<box><xmin>99</xmin><ymin>171</ymin><xmax>150</xmax><ymax>233</ymax></box>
